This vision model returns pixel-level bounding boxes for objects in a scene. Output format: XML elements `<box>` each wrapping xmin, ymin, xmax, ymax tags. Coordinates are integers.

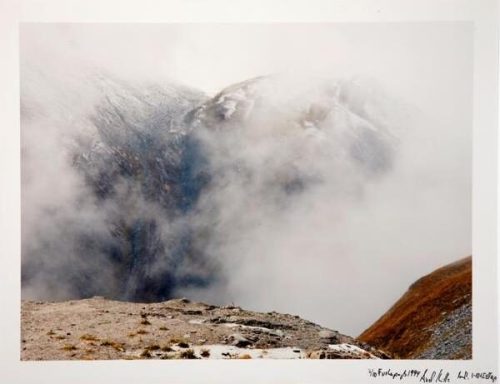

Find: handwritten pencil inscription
<box><xmin>368</xmin><ymin>368</ymin><xmax>497</xmax><ymax>383</ymax></box>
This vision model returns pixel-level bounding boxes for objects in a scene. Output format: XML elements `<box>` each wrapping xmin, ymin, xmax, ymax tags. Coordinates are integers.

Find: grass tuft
<box><xmin>179</xmin><ymin>349</ymin><xmax>197</xmax><ymax>359</ymax></box>
<box><xmin>80</xmin><ymin>334</ymin><xmax>99</xmax><ymax>342</ymax></box>
<box><xmin>100</xmin><ymin>340</ymin><xmax>125</xmax><ymax>352</ymax></box>
<box><xmin>161</xmin><ymin>345</ymin><xmax>173</xmax><ymax>352</ymax></box>
<box><xmin>146</xmin><ymin>344</ymin><xmax>161</xmax><ymax>351</ymax></box>
<box><xmin>62</xmin><ymin>344</ymin><xmax>77</xmax><ymax>351</ymax></box>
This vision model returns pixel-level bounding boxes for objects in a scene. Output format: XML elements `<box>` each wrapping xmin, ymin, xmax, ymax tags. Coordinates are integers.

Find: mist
<box><xmin>20</xmin><ymin>23</ymin><xmax>472</xmax><ymax>336</ymax></box>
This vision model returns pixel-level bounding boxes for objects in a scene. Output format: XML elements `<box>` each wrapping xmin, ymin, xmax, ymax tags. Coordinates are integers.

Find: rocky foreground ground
<box><xmin>22</xmin><ymin>257</ymin><xmax>472</xmax><ymax>361</ymax></box>
<box><xmin>21</xmin><ymin>297</ymin><xmax>390</xmax><ymax>360</ymax></box>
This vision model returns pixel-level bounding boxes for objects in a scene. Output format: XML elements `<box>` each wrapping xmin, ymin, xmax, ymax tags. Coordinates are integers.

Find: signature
<box><xmin>368</xmin><ymin>368</ymin><xmax>497</xmax><ymax>383</ymax></box>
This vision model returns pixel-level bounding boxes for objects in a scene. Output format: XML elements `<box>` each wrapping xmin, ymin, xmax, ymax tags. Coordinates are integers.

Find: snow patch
<box><xmin>222</xmin><ymin>322</ymin><xmax>284</xmax><ymax>337</ymax></box>
<box><xmin>188</xmin><ymin>319</ymin><xmax>204</xmax><ymax>325</ymax></box>
<box><xmin>328</xmin><ymin>343</ymin><xmax>379</xmax><ymax>359</ymax></box>
<box><xmin>191</xmin><ymin>344</ymin><xmax>305</xmax><ymax>359</ymax></box>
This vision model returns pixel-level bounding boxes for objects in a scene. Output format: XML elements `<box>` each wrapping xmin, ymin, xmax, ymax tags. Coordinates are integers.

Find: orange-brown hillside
<box><xmin>359</xmin><ymin>256</ymin><xmax>472</xmax><ymax>359</ymax></box>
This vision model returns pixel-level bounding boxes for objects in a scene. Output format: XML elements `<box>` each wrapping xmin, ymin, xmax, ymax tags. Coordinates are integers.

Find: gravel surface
<box><xmin>416</xmin><ymin>302</ymin><xmax>472</xmax><ymax>359</ymax></box>
<box><xmin>21</xmin><ymin>297</ymin><xmax>390</xmax><ymax>360</ymax></box>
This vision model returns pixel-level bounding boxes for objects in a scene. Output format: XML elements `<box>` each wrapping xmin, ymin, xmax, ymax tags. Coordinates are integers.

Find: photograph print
<box><xmin>20</xmin><ymin>22</ymin><xmax>472</xmax><ymax>361</ymax></box>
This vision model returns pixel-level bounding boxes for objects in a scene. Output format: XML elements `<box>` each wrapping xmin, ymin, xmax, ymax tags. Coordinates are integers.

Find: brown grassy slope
<box><xmin>358</xmin><ymin>256</ymin><xmax>472</xmax><ymax>358</ymax></box>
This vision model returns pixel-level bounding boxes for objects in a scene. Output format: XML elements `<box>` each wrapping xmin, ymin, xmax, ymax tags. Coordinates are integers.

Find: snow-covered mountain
<box><xmin>189</xmin><ymin>75</ymin><xmax>398</xmax><ymax>175</ymax></box>
<box><xmin>21</xmin><ymin>73</ymin><xmax>402</xmax><ymax>303</ymax></box>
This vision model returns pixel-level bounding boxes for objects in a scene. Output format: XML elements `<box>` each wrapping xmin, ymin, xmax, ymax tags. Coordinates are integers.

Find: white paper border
<box><xmin>0</xmin><ymin>1</ymin><xmax>497</xmax><ymax>383</ymax></box>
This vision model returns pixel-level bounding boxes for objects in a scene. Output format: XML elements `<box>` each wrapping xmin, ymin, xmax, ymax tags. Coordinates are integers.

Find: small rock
<box><xmin>229</xmin><ymin>333</ymin><xmax>252</xmax><ymax>348</ymax></box>
<box><xmin>319</xmin><ymin>330</ymin><xmax>338</xmax><ymax>340</ymax></box>
<box><xmin>184</xmin><ymin>310</ymin><xmax>202</xmax><ymax>315</ymax></box>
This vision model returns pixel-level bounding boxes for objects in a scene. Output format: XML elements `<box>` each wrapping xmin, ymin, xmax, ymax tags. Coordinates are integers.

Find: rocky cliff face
<box><xmin>21</xmin><ymin>297</ymin><xmax>390</xmax><ymax>360</ymax></box>
<box><xmin>68</xmin><ymin>77</ymin><xmax>214</xmax><ymax>302</ymax></box>
<box><xmin>358</xmin><ymin>256</ymin><xmax>472</xmax><ymax>359</ymax></box>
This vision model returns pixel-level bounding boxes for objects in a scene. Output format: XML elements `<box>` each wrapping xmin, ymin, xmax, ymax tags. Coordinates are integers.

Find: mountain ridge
<box><xmin>359</xmin><ymin>256</ymin><xmax>472</xmax><ymax>359</ymax></box>
<box><xmin>22</xmin><ymin>74</ymin><xmax>402</xmax><ymax>304</ymax></box>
